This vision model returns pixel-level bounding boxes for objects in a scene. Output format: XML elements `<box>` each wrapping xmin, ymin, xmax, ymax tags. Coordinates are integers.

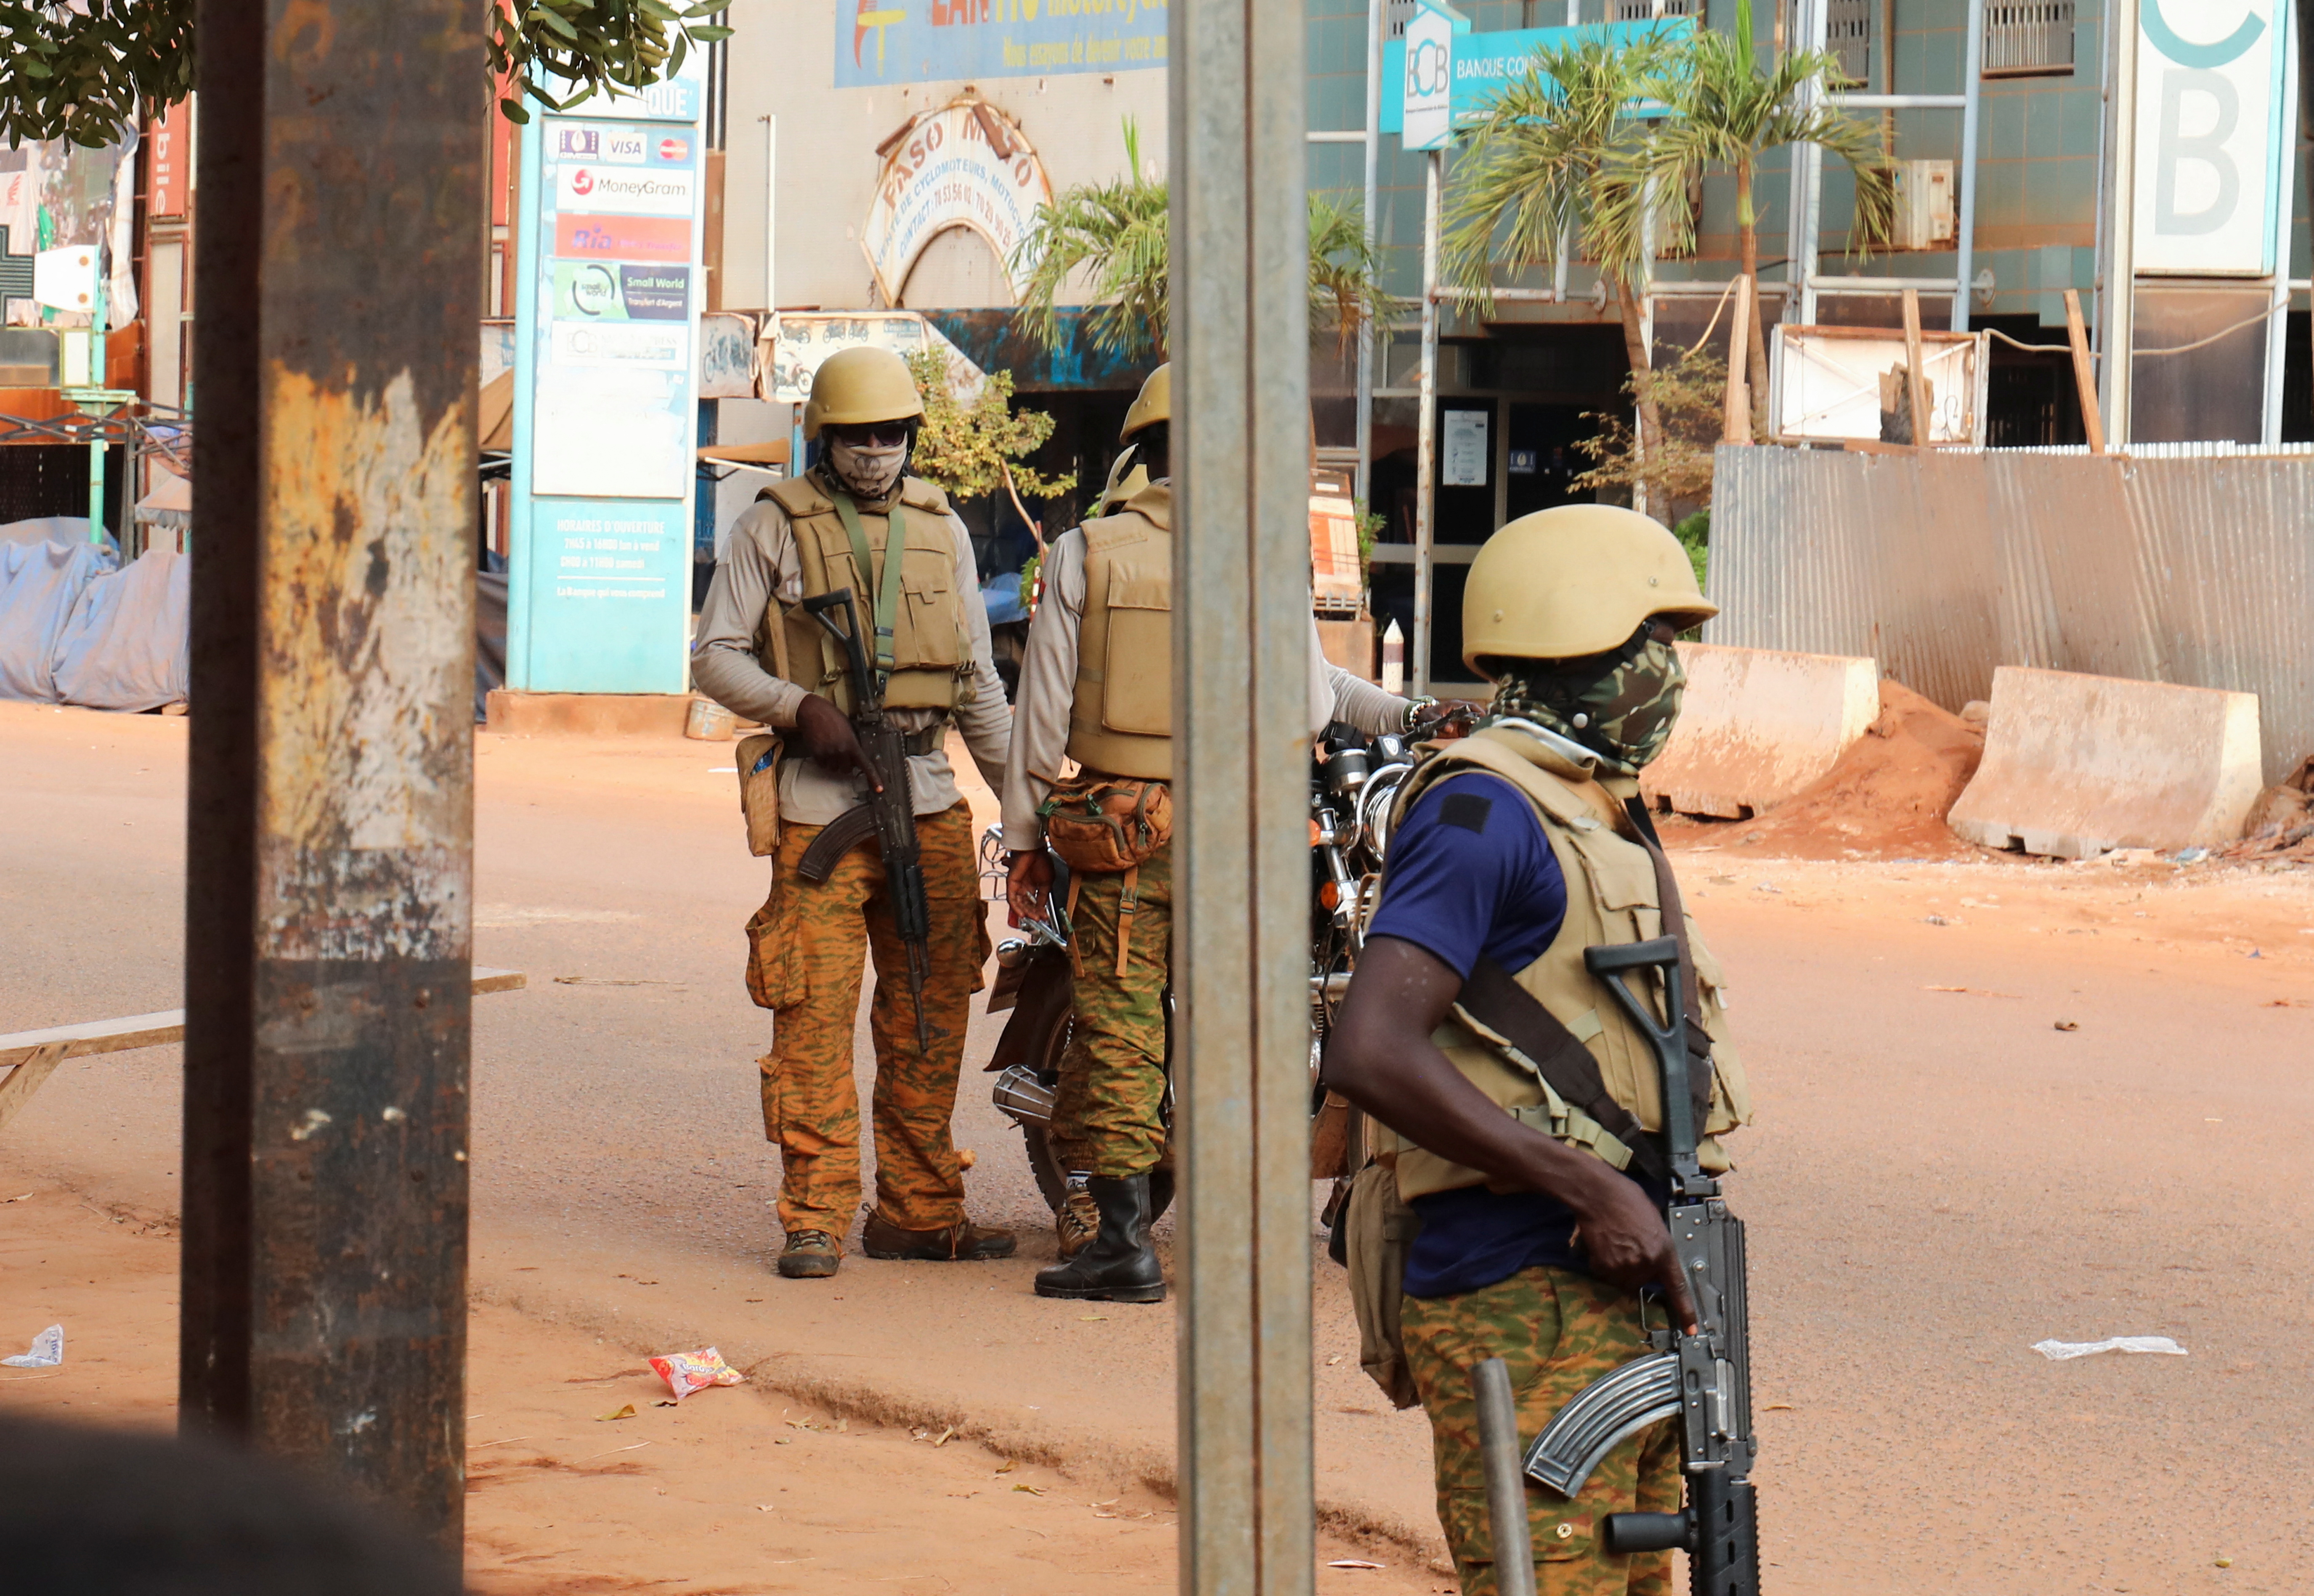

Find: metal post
<box><xmin>1951</xmin><ymin>0</ymin><xmax>1985</xmax><ymax>332</ymax></box>
<box><xmin>184</xmin><ymin>0</ymin><xmax>484</xmax><ymax>1554</ymax></box>
<box><xmin>2261</xmin><ymin>3</ymin><xmax>2299</xmax><ymax>446</ymax></box>
<box><xmin>1413</xmin><ymin>148</ymin><xmax>1441</xmax><ymax>698</ymax></box>
<box><xmin>1787</xmin><ymin>0</ymin><xmax>1824</xmax><ymax>326</ymax></box>
<box><xmin>1356</xmin><ymin>0</ymin><xmax>1384</xmax><ymax>513</ymax></box>
<box><xmin>88</xmin><ymin>268</ymin><xmax>107</xmax><ymax>541</ymax></box>
<box><xmin>2103</xmin><ymin>0</ymin><xmax>2139</xmax><ymax>445</ymax></box>
<box><xmin>1172</xmin><ymin>0</ymin><xmax>1315</xmax><ymax>1586</ymax></box>
<box><xmin>763</xmin><ymin>113</ymin><xmax>779</xmax><ymax>311</ymax></box>
<box><xmin>1473</xmin><ymin>1359</ymin><xmax>1537</xmax><ymax>1596</ymax></box>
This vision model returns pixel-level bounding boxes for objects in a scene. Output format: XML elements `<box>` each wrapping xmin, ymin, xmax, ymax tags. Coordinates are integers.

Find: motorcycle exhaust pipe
<box><xmin>991</xmin><ymin>1064</ymin><xmax>1056</xmax><ymax>1128</ymax></box>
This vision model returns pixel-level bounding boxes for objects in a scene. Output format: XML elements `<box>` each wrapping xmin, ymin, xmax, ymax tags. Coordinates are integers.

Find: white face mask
<box><xmin>828</xmin><ymin>438</ymin><xmax>908</xmax><ymax>500</ymax></box>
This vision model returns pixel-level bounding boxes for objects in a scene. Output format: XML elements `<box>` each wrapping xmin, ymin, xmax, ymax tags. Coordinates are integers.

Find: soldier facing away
<box><xmin>999</xmin><ymin>362</ymin><xmax>1426</xmax><ymax>1302</ymax></box>
<box><xmin>693</xmin><ymin>345</ymin><xmax>1017</xmax><ymax>1281</ymax></box>
<box><xmin>1324</xmin><ymin>506</ymin><xmax>1754</xmax><ymax>1595</ymax></box>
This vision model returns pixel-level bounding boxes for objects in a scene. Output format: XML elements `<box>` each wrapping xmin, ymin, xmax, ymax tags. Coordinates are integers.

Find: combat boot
<box><xmin>778</xmin><ymin>1230</ymin><xmax>841</xmax><ymax>1279</ymax></box>
<box><xmin>861</xmin><ymin>1212</ymin><xmax>1018</xmax><ymax>1260</ymax></box>
<box><xmin>1032</xmin><ymin>1174</ymin><xmax>1164</xmax><ymax>1303</ymax></box>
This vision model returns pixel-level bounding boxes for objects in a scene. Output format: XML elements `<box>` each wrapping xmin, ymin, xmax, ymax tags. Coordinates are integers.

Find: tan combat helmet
<box><xmin>802</xmin><ymin>345</ymin><xmax>925</xmax><ymax>441</ymax></box>
<box><xmin>1096</xmin><ymin>448</ymin><xmax>1151</xmax><ymax>514</ymax></box>
<box><xmin>1461</xmin><ymin>504</ymin><xmax>1717</xmax><ymax>674</ymax></box>
<box><xmin>1120</xmin><ymin>362</ymin><xmax>1169</xmax><ymax>440</ymax></box>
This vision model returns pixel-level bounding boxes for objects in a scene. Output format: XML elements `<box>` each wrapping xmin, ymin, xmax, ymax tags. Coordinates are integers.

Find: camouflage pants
<box><xmin>1049</xmin><ymin>840</ymin><xmax>1171</xmax><ymax>1178</ymax></box>
<box><xmin>747</xmin><ymin>802</ymin><xmax>990</xmax><ymax>1238</ymax></box>
<box><xmin>1400</xmin><ymin>1266</ymin><xmax>1682</xmax><ymax>1596</ymax></box>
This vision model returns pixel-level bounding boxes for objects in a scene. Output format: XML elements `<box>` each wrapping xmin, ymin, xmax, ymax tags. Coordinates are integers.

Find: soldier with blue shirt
<box><xmin>1325</xmin><ymin>504</ymin><xmax>1754</xmax><ymax>1596</ymax></box>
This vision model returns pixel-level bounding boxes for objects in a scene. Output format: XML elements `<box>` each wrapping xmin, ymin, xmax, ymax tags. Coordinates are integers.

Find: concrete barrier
<box><xmin>1641</xmin><ymin>643</ymin><xmax>1880</xmax><ymax>819</ymax></box>
<box><xmin>1947</xmin><ymin>667</ymin><xmax>2264</xmax><ymax>858</ymax></box>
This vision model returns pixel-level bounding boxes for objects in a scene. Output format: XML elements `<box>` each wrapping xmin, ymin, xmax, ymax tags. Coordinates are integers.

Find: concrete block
<box><xmin>1641</xmin><ymin>643</ymin><xmax>1881</xmax><ymax>819</ymax></box>
<box><xmin>485</xmin><ymin>689</ymin><xmax>693</xmax><ymax>737</ymax></box>
<box><xmin>1947</xmin><ymin>667</ymin><xmax>2264</xmax><ymax>859</ymax></box>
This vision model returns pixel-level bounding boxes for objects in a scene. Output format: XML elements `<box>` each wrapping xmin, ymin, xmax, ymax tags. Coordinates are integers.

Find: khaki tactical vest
<box><xmin>758</xmin><ymin>469</ymin><xmax>977</xmax><ymax>716</ymax></box>
<box><xmin>1378</xmin><ymin>725</ymin><xmax>1753</xmax><ymax>1201</ymax></box>
<box><xmin>1067</xmin><ymin>483</ymin><xmax>1173</xmax><ymax>780</ymax></box>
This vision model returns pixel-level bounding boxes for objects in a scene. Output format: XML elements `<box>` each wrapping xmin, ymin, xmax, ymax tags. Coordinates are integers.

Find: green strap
<box><xmin>828</xmin><ymin>487</ymin><xmax>908</xmax><ymax>687</ymax></box>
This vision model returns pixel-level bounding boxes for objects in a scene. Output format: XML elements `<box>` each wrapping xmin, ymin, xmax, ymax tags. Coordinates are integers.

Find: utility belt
<box><xmin>893</xmin><ymin>721</ymin><xmax>950</xmax><ymax>758</ymax></box>
<box><xmin>1038</xmin><ymin>767</ymin><xmax>1174</xmax><ymax>980</ymax></box>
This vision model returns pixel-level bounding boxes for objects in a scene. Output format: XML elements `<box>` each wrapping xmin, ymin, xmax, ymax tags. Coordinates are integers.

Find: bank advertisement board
<box><xmin>835</xmin><ymin>0</ymin><xmax>1166</xmax><ymax>87</ymax></box>
<box><xmin>2131</xmin><ymin>0</ymin><xmax>2294</xmax><ymax>276</ymax></box>
<box><xmin>1381</xmin><ymin>17</ymin><xmax>1690</xmax><ymax>138</ymax></box>
<box><xmin>509</xmin><ymin>67</ymin><xmax>706</xmax><ymax>695</ymax></box>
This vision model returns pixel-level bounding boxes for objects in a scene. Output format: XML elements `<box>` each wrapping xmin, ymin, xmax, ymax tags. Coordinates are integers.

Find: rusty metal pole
<box><xmin>184</xmin><ymin>0</ymin><xmax>485</xmax><ymax>1553</ymax></box>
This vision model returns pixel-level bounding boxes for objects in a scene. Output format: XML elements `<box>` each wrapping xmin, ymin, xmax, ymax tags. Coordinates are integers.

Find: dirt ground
<box><xmin>0</xmin><ymin>1181</ymin><xmax>1438</xmax><ymax>1595</ymax></box>
<box><xmin>6</xmin><ymin>700</ymin><xmax>2313</xmax><ymax>1594</ymax></box>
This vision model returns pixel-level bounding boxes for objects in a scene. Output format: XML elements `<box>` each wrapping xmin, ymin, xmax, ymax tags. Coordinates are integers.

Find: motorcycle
<box><xmin>977</xmin><ymin>714</ymin><xmax>1461</xmax><ymax>1225</ymax></box>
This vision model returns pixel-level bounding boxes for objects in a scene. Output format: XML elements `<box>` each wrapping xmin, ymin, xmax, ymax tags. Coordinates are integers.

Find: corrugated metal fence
<box><xmin>1710</xmin><ymin>443</ymin><xmax>2314</xmax><ymax>785</ymax></box>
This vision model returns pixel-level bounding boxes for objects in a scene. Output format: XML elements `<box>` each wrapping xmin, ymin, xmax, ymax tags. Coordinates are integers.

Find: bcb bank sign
<box><xmin>2132</xmin><ymin>0</ymin><xmax>2294</xmax><ymax>276</ymax></box>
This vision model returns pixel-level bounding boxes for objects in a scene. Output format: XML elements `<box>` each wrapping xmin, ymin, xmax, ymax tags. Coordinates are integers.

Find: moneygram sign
<box><xmin>2132</xmin><ymin>0</ymin><xmax>2293</xmax><ymax>275</ymax></box>
<box><xmin>556</xmin><ymin>166</ymin><xmax>696</xmax><ymax>216</ymax></box>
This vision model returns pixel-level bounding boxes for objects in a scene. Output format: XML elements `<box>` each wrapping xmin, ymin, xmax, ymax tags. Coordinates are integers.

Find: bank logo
<box><xmin>658</xmin><ymin>136</ymin><xmax>691</xmax><ymax>164</ymax></box>
<box><xmin>557</xmin><ymin>129</ymin><xmax>599</xmax><ymax>157</ymax></box>
<box><xmin>571</xmin><ymin>168</ymin><xmax>596</xmax><ymax>197</ymax></box>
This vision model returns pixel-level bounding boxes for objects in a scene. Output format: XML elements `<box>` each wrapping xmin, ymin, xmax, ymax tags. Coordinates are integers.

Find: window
<box><xmin>1826</xmin><ymin>0</ymin><xmax>1871</xmax><ymax>85</ymax></box>
<box><xmin>1983</xmin><ymin>0</ymin><xmax>2075</xmax><ymax>78</ymax></box>
<box><xmin>1387</xmin><ymin>0</ymin><xmax>1416</xmax><ymax>40</ymax></box>
<box><xmin>1612</xmin><ymin>0</ymin><xmax>1698</xmax><ymax>19</ymax></box>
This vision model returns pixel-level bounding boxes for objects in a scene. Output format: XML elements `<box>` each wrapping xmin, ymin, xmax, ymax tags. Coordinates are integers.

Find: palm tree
<box><xmin>1441</xmin><ymin>34</ymin><xmax>1681</xmax><ymax>510</ymax></box>
<box><xmin>1012</xmin><ymin>119</ymin><xmax>1392</xmax><ymax>363</ymax></box>
<box><xmin>1601</xmin><ymin>0</ymin><xmax>1896</xmax><ymax>432</ymax></box>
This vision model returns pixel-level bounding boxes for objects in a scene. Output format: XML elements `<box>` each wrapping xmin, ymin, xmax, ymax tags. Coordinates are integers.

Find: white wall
<box><xmin>717</xmin><ymin>0</ymin><xmax>1168</xmax><ymax>313</ymax></box>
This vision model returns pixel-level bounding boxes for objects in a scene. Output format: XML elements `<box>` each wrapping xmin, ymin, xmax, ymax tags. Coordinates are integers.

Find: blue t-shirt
<box><xmin>1364</xmin><ymin>771</ymin><xmax>1665</xmax><ymax>1299</ymax></box>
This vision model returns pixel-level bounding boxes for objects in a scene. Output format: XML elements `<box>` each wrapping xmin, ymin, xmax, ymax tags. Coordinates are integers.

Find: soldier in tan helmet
<box><xmin>999</xmin><ymin>362</ymin><xmax>1431</xmax><ymax>1302</ymax></box>
<box><xmin>1322</xmin><ymin>505</ymin><xmax>1754</xmax><ymax>1596</ymax></box>
<box><xmin>694</xmin><ymin>345</ymin><xmax>1017</xmax><ymax>1281</ymax></box>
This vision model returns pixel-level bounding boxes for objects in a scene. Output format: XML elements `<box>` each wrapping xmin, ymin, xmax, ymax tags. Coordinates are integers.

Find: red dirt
<box><xmin>1663</xmin><ymin>681</ymin><xmax>1985</xmax><ymax>861</ymax></box>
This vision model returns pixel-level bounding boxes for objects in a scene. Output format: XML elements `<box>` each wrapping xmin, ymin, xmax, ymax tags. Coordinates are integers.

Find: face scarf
<box><xmin>828</xmin><ymin>438</ymin><xmax>908</xmax><ymax>501</ymax></box>
<box><xmin>1488</xmin><ymin>623</ymin><xmax>1687</xmax><ymax>777</ymax></box>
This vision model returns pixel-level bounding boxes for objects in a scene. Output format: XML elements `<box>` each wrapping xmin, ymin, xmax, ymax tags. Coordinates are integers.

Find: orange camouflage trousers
<box><xmin>1049</xmin><ymin>840</ymin><xmax>1172</xmax><ymax>1177</ymax></box>
<box><xmin>746</xmin><ymin>801</ymin><xmax>990</xmax><ymax>1239</ymax></box>
<box><xmin>1400</xmin><ymin>1265</ymin><xmax>1682</xmax><ymax>1596</ymax></box>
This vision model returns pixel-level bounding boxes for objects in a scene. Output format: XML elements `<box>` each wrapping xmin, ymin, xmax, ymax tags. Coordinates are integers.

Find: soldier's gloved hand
<box><xmin>1006</xmin><ymin>849</ymin><xmax>1054</xmax><ymax>929</ymax></box>
<box><xmin>793</xmin><ymin>694</ymin><xmax>882</xmax><ymax>792</ymax></box>
<box><xmin>1570</xmin><ymin>1170</ymin><xmax>1698</xmax><ymax>1334</ymax></box>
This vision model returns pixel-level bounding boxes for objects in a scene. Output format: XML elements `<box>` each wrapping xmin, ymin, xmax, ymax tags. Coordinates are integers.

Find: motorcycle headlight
<box><xmin>1356</xmin><ymin>763</ymin><xmax>1409</xmax><ymax>862</ymax></box>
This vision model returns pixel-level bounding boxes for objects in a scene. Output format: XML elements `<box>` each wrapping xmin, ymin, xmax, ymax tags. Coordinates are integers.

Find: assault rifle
<box><xmin>793</xmin><ymin>587</ymin><xmax>932</xmax><ymax>1052</ymax></box>
<box><xmin>1523</xmin><ymin>935</ymin><xmax>1758</xmax><ymax>1595</ymax></box>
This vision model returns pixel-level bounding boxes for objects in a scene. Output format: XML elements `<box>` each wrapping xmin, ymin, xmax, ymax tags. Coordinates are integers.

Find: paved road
<box><xmin>5</xmin><ymin>700</ymin><xmax>2311</xmax><ymax>1593</ymax></box>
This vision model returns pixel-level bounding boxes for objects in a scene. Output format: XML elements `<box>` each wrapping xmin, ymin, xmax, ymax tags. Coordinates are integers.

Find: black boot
<box><xmin>1033</xmin><ymin>1174</ymin><xmax>1165</xmax><ymax>1303</ymax></box>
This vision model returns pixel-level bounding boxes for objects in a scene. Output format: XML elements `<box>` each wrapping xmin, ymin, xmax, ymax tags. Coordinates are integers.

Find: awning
<box><xmin>919</xmin><ymin>308</ymin><xmax>1156</xmax><ymax>394</ymax></box>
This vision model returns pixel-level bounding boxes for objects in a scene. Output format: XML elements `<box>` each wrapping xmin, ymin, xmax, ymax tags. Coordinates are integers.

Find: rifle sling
<box><xmin>1620</xmin><ymin>796</ymin><xmax>1715</xmax><ymax>1128</ymax></box>
<box><xmin>1454</xmin><ymin>956</ymin><xmax>1672</xmax><ymax>1187</ymax></box>
<box><xmin>828</xmin><ymin>488</ymin><xmax>908</xmax><ymax>687</ymax></box>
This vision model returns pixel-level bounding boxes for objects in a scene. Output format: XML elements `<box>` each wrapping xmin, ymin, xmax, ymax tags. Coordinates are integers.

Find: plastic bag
<box><xmin>649</xmin><ymin>1346</ymin><xmax>746</xmax><ymax>1400</ymax></box>
<box><xmin>2031</xmin><ymin>1336</ymin><xmax>2187</xmax><ymax>1361</ymax></box>
<box><xmin>3</xmin><ymin>1324</ymin><xmax>64</xmax><ymax>1368</ymax></box>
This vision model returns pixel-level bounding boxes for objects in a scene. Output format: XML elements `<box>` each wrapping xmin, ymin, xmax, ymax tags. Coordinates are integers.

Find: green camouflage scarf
<box><xmin>1485</xmin><ymin>626</ymin><xmax>1686</xmax><ymax>777</ymax></box>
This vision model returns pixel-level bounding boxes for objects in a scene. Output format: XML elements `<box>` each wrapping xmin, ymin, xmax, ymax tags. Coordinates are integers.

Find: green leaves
<box><xmin>0</xmin><ymin>0</ymin><xmax>732</xmax><ymax>146</ymax></box>
<box><xmin>904</xmin><ymin>347</ymin><xmax>1076</xmax><ymax>511</ymax></box>
<box><xmin>1011</xmin><ymin>117</ymin><xmax>1394</xmax><ymax>363</ymax></box>
<box><xmin>0</xmin><ymin>0</ymin><xmax>194</xmax><ymax>149</ymax></box>
<box><xmin>490</xmin><ymin>0</ymin><xmax>730</xmax><ymax>115</ymax></box>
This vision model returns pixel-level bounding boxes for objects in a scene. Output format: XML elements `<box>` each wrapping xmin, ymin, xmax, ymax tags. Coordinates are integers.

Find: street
<box><xmin>5</xmin><ymin>698</ymin><xmax>2311</xmax><ymax>1592</ymax></box>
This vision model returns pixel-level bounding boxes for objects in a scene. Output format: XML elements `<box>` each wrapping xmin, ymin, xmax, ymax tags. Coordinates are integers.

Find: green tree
<box><xmin>1570</xmin><ymin>343</ymin><xmax>1726</xmax><ymax>514</ymax></box>
<box><xmin>1599</xmin><ymin>0</ymin><xmax>1895</xmax><ymax>433</ymax></box>
<box><xmin>905</xmin><ymin>346</ymin><xmax>1076</xmax><ymax>529</ymax></box>
<box><xmin>0</xmin><ymin>0</ymin><xmax>731</xmax><ymax>148</ymax></box>
<box><xmin>1011</xmin><ymin>118</ymin><xmax>1392</xmax><ymax>362</ymax></box>
<box><xmin>1442</xmin><ymin>33</ymin><xmax>1681</xmax><ymax>513</ymax></box>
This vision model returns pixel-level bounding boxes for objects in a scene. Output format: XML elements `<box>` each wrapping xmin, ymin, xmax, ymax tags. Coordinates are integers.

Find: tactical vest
<box><xmin>758</xmin><ymin>470</ymin><xmax>976</xmax><ymax>715</ymax></box>
<box><xmin>1067</xmin><ymin>484</ymin><xmax>1173</xmax><ymax>780</ymax></box>
<box><xmin>1377</xmin><ymin>725</ymin><xmax>1753</xmax><ymax>1201</ymax></box>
